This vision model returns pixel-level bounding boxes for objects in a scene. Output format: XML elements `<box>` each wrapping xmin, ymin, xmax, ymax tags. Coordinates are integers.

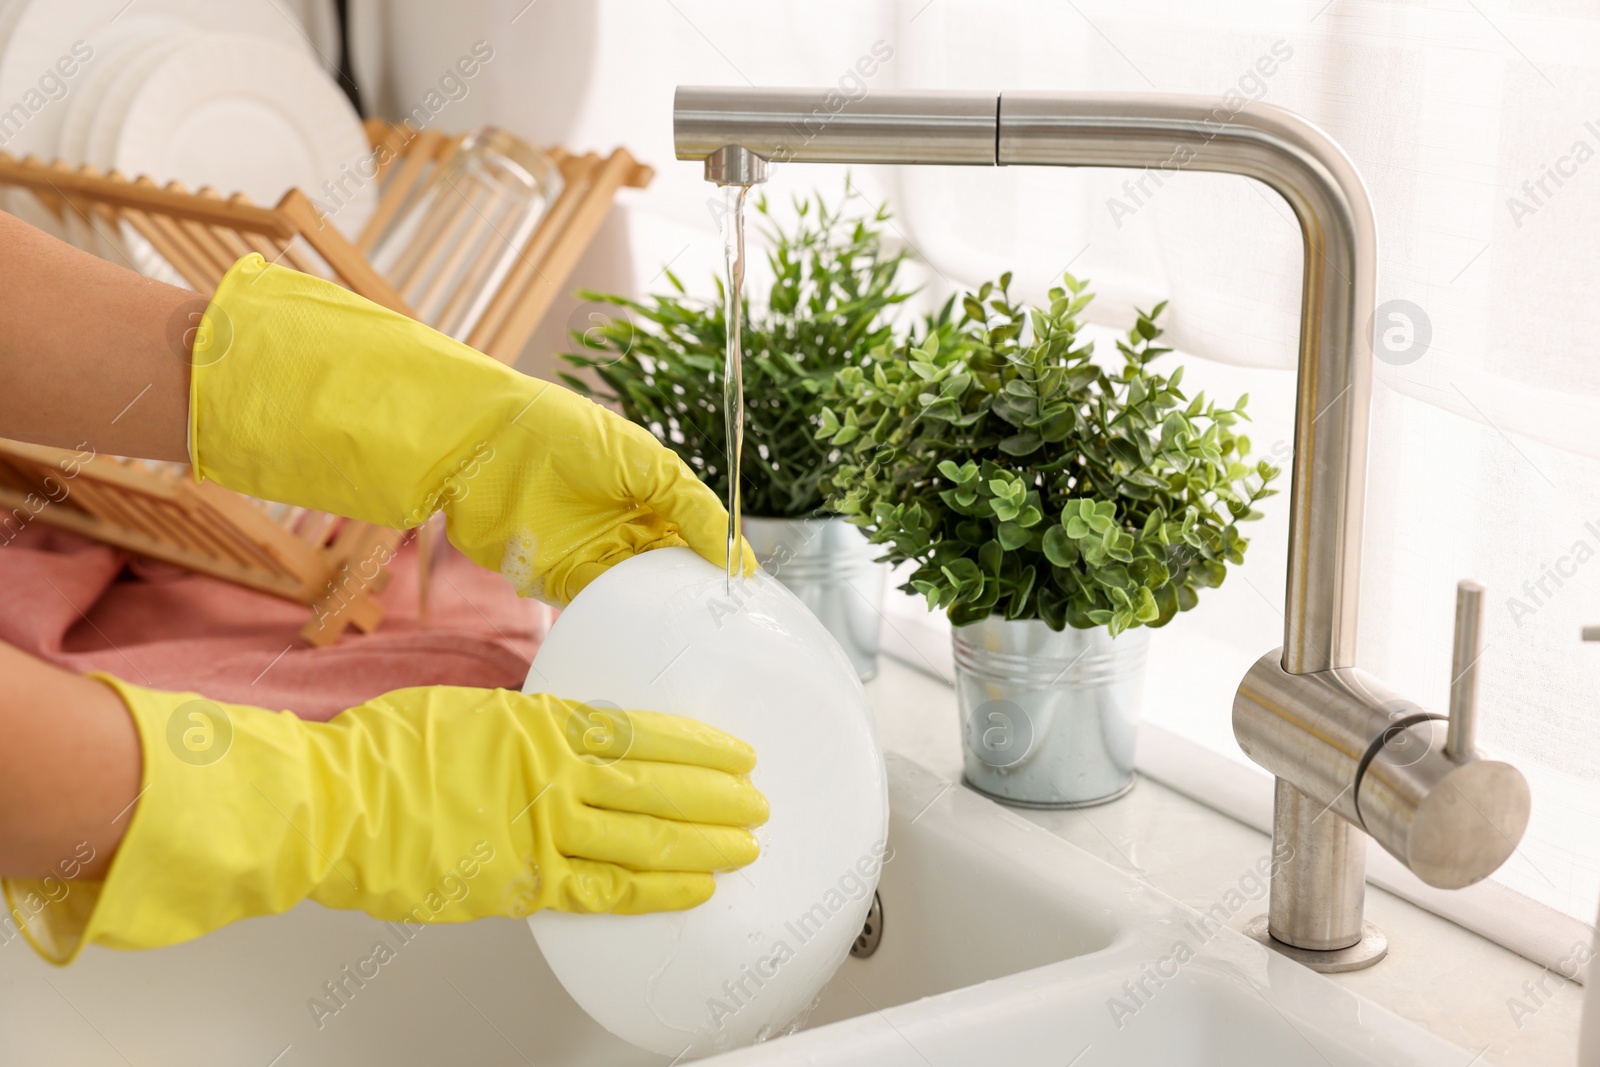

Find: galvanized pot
<box><xmin>952</xmin><ymin>616</ymin><xmax>1148</xmax><ymax>808</ymax></box>
<box><xmin>743</xmin><ymin>515</ymin><xmax>886</xmax><ymax>681</ymax></box>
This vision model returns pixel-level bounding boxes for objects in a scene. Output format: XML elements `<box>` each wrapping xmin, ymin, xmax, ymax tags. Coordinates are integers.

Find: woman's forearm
<box><xmin>0</xmin><ymin>214</ymin><xmax>178</xmax><ymax>879</ymax></box>
<box><xmin>0</xmin><ymin>210</ymin><xmax>196</xmax><ymax>462</ymax></box>
<box><xmin>0</xmin><ymin>640</ymin><xmax>139</xmax><ymax>879</ymax></box>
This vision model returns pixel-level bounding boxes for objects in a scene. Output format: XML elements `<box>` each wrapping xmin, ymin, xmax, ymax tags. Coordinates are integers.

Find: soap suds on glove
<box><xmin>500</xmin><ymin>531</ymin><xmax>545</xmax><ymax>601</ymax></box>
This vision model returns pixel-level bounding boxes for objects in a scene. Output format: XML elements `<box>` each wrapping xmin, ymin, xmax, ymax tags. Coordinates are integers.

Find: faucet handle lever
<box><xmin>1447</xmin><ymin>579</ymin><xmax>1485</xmax><ymax>760</ymax></box>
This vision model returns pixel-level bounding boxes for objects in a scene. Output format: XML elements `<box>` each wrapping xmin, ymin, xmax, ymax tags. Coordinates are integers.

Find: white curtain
<box><xmin>477</xmin><ymin>0</ymin><xmax>1600</xmax><ymax>928</ymax></box>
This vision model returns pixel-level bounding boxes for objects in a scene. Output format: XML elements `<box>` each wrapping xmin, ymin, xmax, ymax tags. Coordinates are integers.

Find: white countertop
<box><xmin>864</xmin><ymin>656</ymin><xmax>1584</xmax><ymax>1067</ymax></box>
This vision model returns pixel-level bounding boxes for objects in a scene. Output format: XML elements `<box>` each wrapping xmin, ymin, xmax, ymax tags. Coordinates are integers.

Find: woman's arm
<box><xmin>0</xmin><ymin>640</ymin><xmax>139</xmax><ymax>879</ymax></box>
<box><xmin>0</xmin><ymin>229</ymin><xmax>359</xmax><ymax>873</ymax></box>
<box><xmin>0</xmin><ymin>210</ymin><xmax>195</xmax><ymax>462</ymax></box>
<box><xmin>0</xmin><ymin>213</ymin><xmax>180</xmax><ymax>879</ymax></box>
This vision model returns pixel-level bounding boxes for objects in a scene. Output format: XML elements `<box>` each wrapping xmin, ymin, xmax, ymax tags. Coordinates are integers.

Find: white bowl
<box><xmin>523</xmin><ymin>546</ymin><xmax>889</xmax><ymax>1057</ymax></box>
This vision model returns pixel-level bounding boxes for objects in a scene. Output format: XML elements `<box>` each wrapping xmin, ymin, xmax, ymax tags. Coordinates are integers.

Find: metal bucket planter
<box><xmin>743</xmin><ymin>515</ymin><xmax>887</xmax><ymax>681</ymax></box>
<box><xmin>953</xmin><ymin>616</ymin><xmax>1149</xmax><ymax>808</ymax></box>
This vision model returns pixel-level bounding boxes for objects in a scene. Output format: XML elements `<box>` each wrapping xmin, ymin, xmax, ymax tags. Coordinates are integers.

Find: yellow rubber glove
<box><xmin>3</xmin><ymin>677</ymin><xmax>767</xmax><ymax>965</ymax></box>
<box><xmin>187</xmin><ymin>253</ymin><xmax>755</xmax><ymax>604</ymax></box>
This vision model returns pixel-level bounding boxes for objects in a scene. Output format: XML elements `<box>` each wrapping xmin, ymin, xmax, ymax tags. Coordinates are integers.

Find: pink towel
<box><xmin>0</xmin><ymin>524</ymin><xmax>548</xmax><ymax>721</ymax></box>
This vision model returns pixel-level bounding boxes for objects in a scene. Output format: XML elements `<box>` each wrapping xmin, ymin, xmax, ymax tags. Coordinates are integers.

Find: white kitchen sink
<box><xmin>0</xmin><ymin>753</ymin><xmax>1472</xmax><ymax>1066</ymax></box>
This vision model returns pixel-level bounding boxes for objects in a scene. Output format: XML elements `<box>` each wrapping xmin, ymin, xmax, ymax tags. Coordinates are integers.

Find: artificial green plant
<box><xmin>560</xmin><ymin>186</ymin><xmax>910</xmax><ymax>517</ymax></box>
<box><xmin>818</xmin><ymin>272</ymin><xmax>1280</xmax><ymax>635</ymax></box>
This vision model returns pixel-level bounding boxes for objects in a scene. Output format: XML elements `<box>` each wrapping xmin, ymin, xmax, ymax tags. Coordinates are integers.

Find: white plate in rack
<box><xmin>84</xmin><ymin>30</ymin><xmax>201</xmax><ymax>173</ymax></box>
<box><xmin>55</xmin><ymin>17</ymin><xmax>190</xmax><ymax>254</ymax></box>
<box><xmin>0</xmin><ymin>0</ymin><xmax>62</xmax><ymax>237</ymax></box>
<box><xmin>57</xmin><ymin>17</ymin><xmax>189</xmax><ymax>168</ymax></box>
<box><xmin>112</xmin><ymin>33</ymin><xmax>376</xmax><ymax>243</ymax></box>
<box><xmin>0</xmin><ymin>0</ymin><xmax>29</xmax><ymax>85</ymax></box>
<box><xmin>0</xmin><ymin>0</ymin><xmax>320</xmax><ymax>251</ymax></box>
<box><xmin>0</xmin><ymin>0</ymin><xmax>313</xmax><ymax>164</ymax></box>
<box><xmin>81</xmin><ymin>28</ymin><xmax>202</xmax><ymax>281</ymax></box>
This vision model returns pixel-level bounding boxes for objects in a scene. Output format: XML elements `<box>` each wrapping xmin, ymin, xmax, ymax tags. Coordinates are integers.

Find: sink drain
<box><xmin>851</xmin><ymin>892</ymin><xmax>883</xmax><ymax>958</ymax></box>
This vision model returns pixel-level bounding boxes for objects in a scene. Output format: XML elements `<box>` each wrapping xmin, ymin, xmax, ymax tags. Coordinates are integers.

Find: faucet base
<box><xmin>1244</xmin><ymin>915</ymin><xmax>1388</xmax><ymax>973</ymax></box>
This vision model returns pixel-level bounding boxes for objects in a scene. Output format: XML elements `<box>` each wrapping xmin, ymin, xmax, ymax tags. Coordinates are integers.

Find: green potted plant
<box><xmin>818</xmin><ymin>272</ymin><xmax>1280</xmax><ymax>805</ymax></box>
<box><xmin>561</xmin><ymin>186</ymin><xmax>911</xmax><ymax>679</ymax></box>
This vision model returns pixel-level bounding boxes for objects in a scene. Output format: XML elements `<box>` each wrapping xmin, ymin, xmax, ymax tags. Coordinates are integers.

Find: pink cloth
<box><xmin>0</xmin><ymin>524</ymin><xmax>548</xmax><ymax>720</ymax></box>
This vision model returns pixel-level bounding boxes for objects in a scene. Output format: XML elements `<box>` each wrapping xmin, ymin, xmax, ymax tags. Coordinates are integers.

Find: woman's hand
<box><xmin>187</xmin><ymin>253</ymin><xmax>754</xmax><ymax>604</ymax></box>
<box><xmin>4</xmin><ymin>676</ymin><xmax>768</xmax><ymax>964</ymax></box>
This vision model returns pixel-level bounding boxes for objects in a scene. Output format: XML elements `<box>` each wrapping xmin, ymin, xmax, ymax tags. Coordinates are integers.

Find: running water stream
<box><xmin>720</xmin><ymin>184</ymin><xmax>750</xmax><ymax>591</ymax></box>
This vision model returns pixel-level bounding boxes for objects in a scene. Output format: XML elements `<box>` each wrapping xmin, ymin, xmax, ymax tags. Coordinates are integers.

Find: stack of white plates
<box><xmin>0</xmin><ymin>0</ymin><xmax>374</xmax><ymax>278</ymax></box>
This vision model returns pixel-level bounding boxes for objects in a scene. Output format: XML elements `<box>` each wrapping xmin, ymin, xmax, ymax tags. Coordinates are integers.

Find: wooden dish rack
<box><xmin>0</xmin><ymin>120</ymin><xmax>652</xmax><ymax>645</ymax></box>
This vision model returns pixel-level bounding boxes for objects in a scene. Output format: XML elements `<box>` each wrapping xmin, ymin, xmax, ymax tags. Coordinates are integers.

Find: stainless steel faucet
<box><xmin>674</xmin><ymin>87</ymin><xmax>1531</xmax><ymax>971</ymax></box>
